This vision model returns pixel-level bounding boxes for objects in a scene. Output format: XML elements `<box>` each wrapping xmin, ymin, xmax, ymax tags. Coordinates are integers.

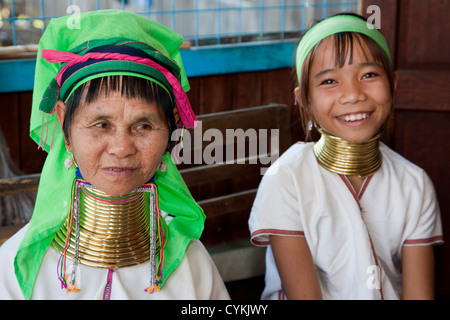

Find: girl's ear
<box><xmin>54</xmin><ymin>100</ymin><xmax>70</xmax><ymax>150</ymax></box>
<box><xmin>294</xmin><ymin>86</ymin><xmax>310</xmax><ymax>115</ymax></box>
<box><xmin>294</xmin><ymin>86</ymin><xmax>302</xmax><ymax>108</ymax></box>
<box><xmin>393</xmin><ymin>71</ymin><xmax>399</xmax><ymax>92</ymax></box>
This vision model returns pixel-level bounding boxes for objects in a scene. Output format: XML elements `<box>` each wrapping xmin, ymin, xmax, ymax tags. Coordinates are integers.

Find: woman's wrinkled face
<box><xmin>56</xmin><ymin>91</ymin><xmax>169</xmax><ymax>196</ymax></box>
<box><xmin>303</xmin><ymin>36</ymin><xmax>392</xmax><ymax>142</ymax></box>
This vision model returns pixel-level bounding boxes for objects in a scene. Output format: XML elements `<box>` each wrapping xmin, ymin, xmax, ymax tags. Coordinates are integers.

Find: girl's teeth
<box><xmin>343</xmin><ymin>113</ymin><xmax>369</xmax><ymax>122</ymax></box>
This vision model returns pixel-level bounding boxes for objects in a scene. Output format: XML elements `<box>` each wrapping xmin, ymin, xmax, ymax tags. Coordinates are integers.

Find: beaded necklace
<box><xmin>52</xmin><ymin>178</ymin><xmax>166</xmax><ymax>294</ymax></box>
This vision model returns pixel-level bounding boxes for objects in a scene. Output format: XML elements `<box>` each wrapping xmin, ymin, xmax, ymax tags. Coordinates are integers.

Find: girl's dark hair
<box><xmin>63</xmin><ymin>75</ymin><xmax>176</xmax><ymax>142</ymax></box>
<box><xmin>297</xmin><ymin>13</ymin><xmax>395</xmax><ymax>141</ymax></box>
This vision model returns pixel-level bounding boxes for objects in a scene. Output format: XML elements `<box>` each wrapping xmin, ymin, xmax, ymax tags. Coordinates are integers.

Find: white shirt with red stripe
<box><xmin>249</xmin><ymin>142</ymin><xmax>443</xmax><ymax>300</ymax></box>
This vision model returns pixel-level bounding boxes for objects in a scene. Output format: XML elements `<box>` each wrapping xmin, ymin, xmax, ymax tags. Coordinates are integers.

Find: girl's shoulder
<box><xmin>264</xmin><ymin>141</ymin><xmax>315</xmax><ymax>174</ymax></box>
<box><xmin>380</xmin><ymin>143</ymin><xmax>426</xmax><ymax>175</ymax></box>
<box><xmin>278</xmin><ymin>141</ymin><xmax>315</xmax><ymax>164</ymax></box>
<box><xmin>262</xmin><ymin>141</ymin><xmax>319</xmax><ymax>183</ymax></box>
<box><xmin>379</xmin><ymin>143</ymin><xmax>435</xmax><ymax>190</ymax></box>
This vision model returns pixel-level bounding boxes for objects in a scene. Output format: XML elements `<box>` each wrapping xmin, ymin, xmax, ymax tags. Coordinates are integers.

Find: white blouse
<box><xmin>249</xmin><ymin>142</ymin><xmax>443</xmax><ymax>300</ymax></box>
<box><xmin>0</xmin><ymin>225</ymin><xmax>230</xmax><ymax>300</ymax></box>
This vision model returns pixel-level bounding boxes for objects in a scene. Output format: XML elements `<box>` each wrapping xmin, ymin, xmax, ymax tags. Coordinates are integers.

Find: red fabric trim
<box><xmin>251</xmin><ymin>229</ymin><xmax>305</xmax><ymax>246</ymax></box>
<box><xmin>252</xmin><ymin>239</ymin><xmax>270</xmax><ymax>246</ymax></box>
<box><xmin>404</xmin><ymin>236</ymin><xmax>444</xmax><ymax>245</ymax></box>
<box><xmin>359</xmin><ymin>175</ymin><xmax>373</xmax><ymax>199</ymax></box>
<box><xmin>338</xmin><ymin>175</ymin><xmax>374</xmax><ymax>211</ymax></box>
<box><xmin>338</xmin><ymin>174</ymin><xmax>384</xmax><ymax>299</ymax></box>
<box><xmin>339</xmin><ymin>175</ymin><xmax>361</xmax><ymax>210</ymax></box>
<box><xmin>278</xmin><ymin>290</ymin><xmax>287</xmax><ymax>300</ymax></box>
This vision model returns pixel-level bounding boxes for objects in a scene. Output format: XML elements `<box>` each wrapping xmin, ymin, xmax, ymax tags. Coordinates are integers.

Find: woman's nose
<box><xmin>107</xmin><ymin>131</ymin><xmax>137</xmax><ymax>158</ymax></box>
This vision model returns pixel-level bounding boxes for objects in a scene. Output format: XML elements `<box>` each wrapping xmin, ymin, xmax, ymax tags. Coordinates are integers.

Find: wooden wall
<box><xmin>0</xmin><ymin>91</ymin><xmax>47</xmax><ymax>174</ymax></box>
<box><xmin>362</xmin><ymin>0</ymin><xmax>450</xmax><ymax>299</ymax></box>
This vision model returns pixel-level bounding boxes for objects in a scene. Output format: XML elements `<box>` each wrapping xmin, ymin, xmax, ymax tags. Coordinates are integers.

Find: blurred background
<box><xmin>0</xmin><ymin>0</ymin><xmax>358</xmax><ymax>46</ymax></box>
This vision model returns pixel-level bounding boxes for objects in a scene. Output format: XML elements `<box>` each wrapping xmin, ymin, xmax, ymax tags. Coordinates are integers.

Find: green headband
<box><xmin>39</xmin><ymin>37</ymin><xmax>179</xmax><ymax>113</ymax></box>
<box><xmin>296</xmin><ymin>14</ymin><xmax>391</xmax><ymax>83</ymax></box>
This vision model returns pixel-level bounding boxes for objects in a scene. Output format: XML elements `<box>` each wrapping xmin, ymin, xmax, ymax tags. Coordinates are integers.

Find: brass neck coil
<box><xmin>313</xmin><ymin>125</ymin><xmax>383</xmax><ymax>178</ymax></box>
<box><xmin>52</xmin><ymin>186</ymin><xmax>156</xmax><ymax>269</ymax></box>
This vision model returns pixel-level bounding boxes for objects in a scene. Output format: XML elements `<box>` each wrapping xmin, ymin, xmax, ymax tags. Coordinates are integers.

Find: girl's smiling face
<box><xmin>300</xmin><ymin>35</ymin><xmax>394</xmax><ymax>143</ymax></box>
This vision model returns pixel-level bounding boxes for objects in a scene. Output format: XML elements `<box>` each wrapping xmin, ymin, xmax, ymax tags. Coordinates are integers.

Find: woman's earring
<box><xmin>307</xmin><ymin>120</ymin><xmax>313</xmax><ymax>132</ymax></box>
<box><xmin>64</xmin><ymin>150</ymin><xmax>75</xmax><ymax>170</ymax></box>
<box><xmin>159</xmin><ymin>160</ymin><xmax>167</xmax><ymax>172</ymax></box>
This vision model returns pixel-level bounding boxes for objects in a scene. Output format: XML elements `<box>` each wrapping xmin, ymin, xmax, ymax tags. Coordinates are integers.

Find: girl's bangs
<box><xmin>332</xmin><ymin>32</ymin><xmax>389</xmax><ymax>69</ymax></box>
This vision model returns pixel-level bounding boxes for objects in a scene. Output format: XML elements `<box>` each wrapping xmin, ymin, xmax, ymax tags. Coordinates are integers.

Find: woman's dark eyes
<box><xmin>93</xmin><ymin>123</ymin><xmax>151</xmax><ymax>129</ymax></box>
<box><xmin>136</xmin><ymin>124</ymin><xmax>153</xmax><ymax>130</ymax></box>
<box><xmin>94</xmin><ymin>122</ymin><xmax>109</xmax><ymax>129</ymax></box>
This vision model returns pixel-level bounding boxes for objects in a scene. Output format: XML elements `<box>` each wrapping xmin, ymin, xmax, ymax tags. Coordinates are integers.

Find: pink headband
<box><xmin>41</xmin><ymin>49</ymin><xmax>198</xmax><ymax>129</ymax></box>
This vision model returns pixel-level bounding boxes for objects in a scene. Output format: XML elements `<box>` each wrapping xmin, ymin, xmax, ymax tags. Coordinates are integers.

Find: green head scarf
<box><xmin>15</xmin><ymin>10</ymin><xmax>205</xmax><ymax>300</ymax></box>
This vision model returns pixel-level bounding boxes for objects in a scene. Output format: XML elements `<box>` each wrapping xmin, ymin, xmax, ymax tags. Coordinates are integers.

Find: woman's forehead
<box><xmin>77</xmin><ymin>91</ymin><xmax>162</xmax><ymax>118</ymax></box>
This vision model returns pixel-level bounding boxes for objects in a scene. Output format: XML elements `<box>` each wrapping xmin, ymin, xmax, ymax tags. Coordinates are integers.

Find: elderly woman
<box><xmin>0</xmin><ymin>10</ymin><xmax>229</xmax><ymax>300</ymax></box>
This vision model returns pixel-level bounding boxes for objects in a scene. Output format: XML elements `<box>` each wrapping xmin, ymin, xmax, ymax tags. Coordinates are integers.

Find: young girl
<box><xmin>249</xmin><ymin>13</ymin><xmax>443</xmax><ymax>300</ymax></box>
